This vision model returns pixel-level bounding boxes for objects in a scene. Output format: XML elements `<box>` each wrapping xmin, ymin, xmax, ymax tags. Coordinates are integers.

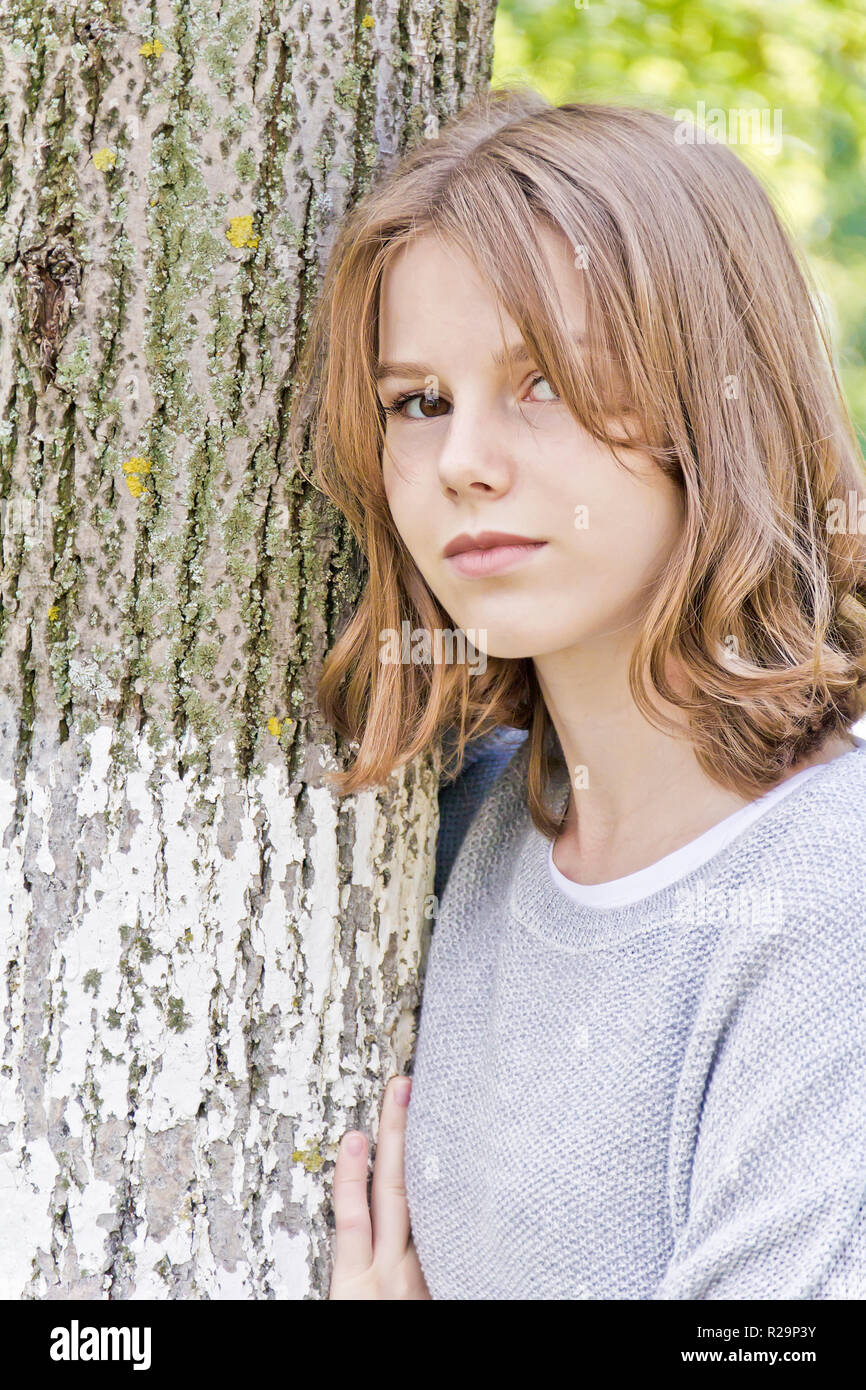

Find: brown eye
<box><xmin>382</xmin><ymin>389</ymin><xmax>451</xmax><ymax>420</ymax></box>
<box><xmin>401</xmin><ymin>392</ymin><xmax>451</xmax><ymax>419</ymax></box>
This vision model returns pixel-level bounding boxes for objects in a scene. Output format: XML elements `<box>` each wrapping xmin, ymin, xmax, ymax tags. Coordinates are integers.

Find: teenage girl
<box><xmin>294</xmin><ymin>88</ymin><xmax>866</xmax><ymax>1300</ymax></box>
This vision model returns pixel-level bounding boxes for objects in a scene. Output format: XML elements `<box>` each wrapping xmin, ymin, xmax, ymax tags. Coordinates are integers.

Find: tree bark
<box><xmin>0</xmin><ymin>0</ymin><xmax>497</xmax><ymax>1299</ymax></box>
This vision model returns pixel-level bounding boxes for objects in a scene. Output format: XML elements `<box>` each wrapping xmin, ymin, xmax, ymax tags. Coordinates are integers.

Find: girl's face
<box><xmin>377</xmin><ymin>226</ymin><xmax>685</xmax><ymax>661</ymax></box>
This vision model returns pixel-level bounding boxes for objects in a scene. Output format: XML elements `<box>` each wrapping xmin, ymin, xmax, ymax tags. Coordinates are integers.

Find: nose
<box><xmin>436</xmin><ymin>396</ymin><xmax>514</xmax><ymax>499</ymax></box>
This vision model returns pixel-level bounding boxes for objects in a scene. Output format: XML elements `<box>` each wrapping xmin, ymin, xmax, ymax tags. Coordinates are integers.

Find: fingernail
<box><xmin>346</xmin><ymin>1132</ymin><xmax>365</xmax><ymax>1155</ymax></box>
<box><xmin>395</xmin><ymin>1077</ymin><xmax>412</xmax><ymax>1106</ymax></box>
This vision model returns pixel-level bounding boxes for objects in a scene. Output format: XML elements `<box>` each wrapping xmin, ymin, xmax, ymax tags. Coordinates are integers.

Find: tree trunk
<box><xmin>0</xmin><ymin>0</ymin><xmax>497</xmax><ymax>1299</ymax></box>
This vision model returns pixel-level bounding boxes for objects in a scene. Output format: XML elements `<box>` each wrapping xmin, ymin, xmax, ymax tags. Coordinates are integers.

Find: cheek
<box><xmin>381</xmin><ymin>448</ymin><xmax>411</xmax><ymax>529</ymax></box>
<box><xmin>559</xmin><ymin>452</ymin><xmax>682</xmax><ymax>573</ymax></box>
<box><xmin>382</xmin><ymin>462</ymin><xmax>428</xmax><ymax>562</ymax></box>
<box><xmin>382</xmin><ymin>437</ymin><xmax>427</xmax><ymax>504</ymax></box>
<box><xmin>383</xmin><ymin>439</ymin><xmax>440</xmax><ymax>520</ymax></box>
<box><xmin>381</xmin><ymin>436</ymin><xmax>397</xmax><ymax>486</ymax></box>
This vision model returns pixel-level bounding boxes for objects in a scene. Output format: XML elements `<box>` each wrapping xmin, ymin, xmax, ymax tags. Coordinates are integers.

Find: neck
<box><xmin>532</xmin><ymin>628</ymin><xmax>855</xmax><ymax>885</ymax></box>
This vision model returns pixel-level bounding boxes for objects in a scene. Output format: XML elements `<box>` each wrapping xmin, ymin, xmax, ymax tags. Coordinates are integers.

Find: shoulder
<box><xmin>434</xmin><ymin>728</ymin><xmax>530</xmax><ymax>899</ymax></box>
<box><xmin>763</xmin><ymin>740</ymin><xmax>866</xmax><ymax>908</ymax></box>
<box><xmin>704</xmin><ymin>741</ymin><xmax>866</xmax><ymax>976</ymax></box>
<box><xmin>434</xmin><ymin>731</ymin><xmax>534</xmax><ymax>914</ymax></box>
<box><xmin>675</xmin><ymin>747</ymin><xmax>866</xmax><ymax>1142</ymax></box>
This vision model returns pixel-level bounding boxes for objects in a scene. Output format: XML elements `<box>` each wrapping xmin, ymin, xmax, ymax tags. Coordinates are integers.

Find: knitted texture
<box><xmin>435</xmin><ymin>727</ymin><xmax>529</xmax><ymax>900</ymax></box>
<box><xmin>406</xmin><ymin>736</ymin><xmax>866</xmax><ymax>1299</ymax></box>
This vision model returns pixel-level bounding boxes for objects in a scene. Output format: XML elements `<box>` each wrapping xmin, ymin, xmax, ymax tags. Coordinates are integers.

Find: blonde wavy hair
<box><xmin>292</xmin><ymin>85</ymin><xmax>866</xmax><ymax>837</ymax></box>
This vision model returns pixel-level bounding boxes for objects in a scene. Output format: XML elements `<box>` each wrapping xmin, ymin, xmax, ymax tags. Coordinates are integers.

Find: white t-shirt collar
<box><xmin>548</xmin><ymin>736</ymin><xmax>866</xmax><ymax>909</ymax></box>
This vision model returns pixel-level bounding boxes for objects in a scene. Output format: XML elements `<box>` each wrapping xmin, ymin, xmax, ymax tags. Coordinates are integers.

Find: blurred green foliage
<box><xmin>493</xmin><ymin>0</ymin><xmax>866</xmax><ymax>450</ymax></box>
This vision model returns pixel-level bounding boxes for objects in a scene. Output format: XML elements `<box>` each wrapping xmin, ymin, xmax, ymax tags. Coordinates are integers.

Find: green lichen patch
<box><xmin>166</xmin><ymin>995</ymin><xmax>189</xmax><ymax>1032</ymax></box>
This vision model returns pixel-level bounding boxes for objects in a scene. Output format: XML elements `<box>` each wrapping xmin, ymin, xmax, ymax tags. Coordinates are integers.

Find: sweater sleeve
<box><xmin>652</xmin><ymin>884</ymin><xmax>866</xmax><ymax>1300</ymax></box>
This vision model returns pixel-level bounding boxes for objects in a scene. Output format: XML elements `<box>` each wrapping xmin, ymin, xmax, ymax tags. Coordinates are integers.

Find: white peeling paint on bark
<box><xmin>0</xmin><ymin>711</ymin><xmax>440</xmax><ymax>1297</ymax></box>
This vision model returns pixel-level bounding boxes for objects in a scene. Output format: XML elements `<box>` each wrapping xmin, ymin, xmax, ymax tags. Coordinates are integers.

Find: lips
<box><xmin>443</xmin><ymin>530</ymin><xmax>544</xmax><ymax>558</ymax></box>
<box><xmin>443</xmin><ymin>532</ymin><xmax>548</xmax><ymax>579</ymax></box>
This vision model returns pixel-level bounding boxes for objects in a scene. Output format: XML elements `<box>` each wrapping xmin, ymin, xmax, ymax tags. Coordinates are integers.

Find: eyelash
<box><xmin>382</xmin><ymin>373</ymin><xmax>557</xmax><ymax>418</ymax></box>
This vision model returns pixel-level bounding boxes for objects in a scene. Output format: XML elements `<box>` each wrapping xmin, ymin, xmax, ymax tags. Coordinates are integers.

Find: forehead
<box><xmin>377</xmin><ymin>224</ymin><xmax>586</xmax><ymax>358</ymax></box>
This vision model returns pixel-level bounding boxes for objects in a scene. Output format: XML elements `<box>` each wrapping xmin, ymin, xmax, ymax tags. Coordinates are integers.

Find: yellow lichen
<box><xmin>226</xmin><ymin>214</ymin><xmax>259</xmax><ymax>249</ymax></box>
<box><xmin>292</xmin><ymin>1144</ymin><xmax>325</xmax><ymax>1174</ymax></box>
<box><xmin>361</xmin><ymin>13</ymin><xmax>375</xmax><ymax>26</ymax></box>
<box><xmin>48</xmin><ymin>605</ymin><xmax>60</xmax><ymax>621</ymax></box>
<box><xmin>93</xmin><ymin>148</ymin><xmax>117</xmax><ymax>172</ymax></box>
<box><xmin>139</xmin><ymin>38</ymin><xmax>164</xmax><ymax>58</ymax></box>
<box><xmin>268</xmin><ymin>716</ymin><xmax>282</xmax><ymax>737</ymax></box>
<box><xmin>122</xmin><ymin>457</ymin><xmax>152</xmax><ymax>498</ymax></box>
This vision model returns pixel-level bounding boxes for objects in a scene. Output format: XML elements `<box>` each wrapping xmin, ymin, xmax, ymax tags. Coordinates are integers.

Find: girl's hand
<box><xmin>329</xmin><ymin>1074</ymin><xmax>431</xmax><ymax>1299</ymax></box>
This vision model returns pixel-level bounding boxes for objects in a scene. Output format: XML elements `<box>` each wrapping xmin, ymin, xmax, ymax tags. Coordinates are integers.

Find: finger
<box><xmin>371</xmin><ymin>1075</ymin><xmax>412</xmax><ymax>1264</ymax></box>
<box><xmin>331</xmin><ymin>1131</ymin><xmax>373</xmax><ymax>1279</ymax></box>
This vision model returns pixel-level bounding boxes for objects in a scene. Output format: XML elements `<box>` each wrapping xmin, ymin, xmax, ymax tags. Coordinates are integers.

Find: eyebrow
<box><xmin>375</xmin><ymin>335</ymin><xmax>585</xmax><ymax>382</ymax></box>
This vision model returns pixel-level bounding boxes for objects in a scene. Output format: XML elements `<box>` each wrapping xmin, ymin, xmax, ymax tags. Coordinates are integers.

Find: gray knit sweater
<box><xmin>405</xmin><ymin>736</ymin><xmax>866</xmax><ymax>1299</ymax></box>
